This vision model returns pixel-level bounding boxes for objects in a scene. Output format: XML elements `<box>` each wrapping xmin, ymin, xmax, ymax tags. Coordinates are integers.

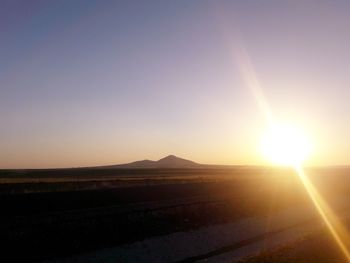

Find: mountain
<box><xmin>102</xmin><ymin>155</ymin><xmax>202</xmax><ymax>169</ymax></box>
<box><xmin>156</xmin><ymin>155</ymin><xmax>200</xmax><ymax>168</ymax></box>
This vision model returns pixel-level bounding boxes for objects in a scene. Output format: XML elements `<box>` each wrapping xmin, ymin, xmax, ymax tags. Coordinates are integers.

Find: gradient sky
<box><xmin>1</xmin><ymin>0</ymin><xmax>350</xmax><ymax>168</ymax></box>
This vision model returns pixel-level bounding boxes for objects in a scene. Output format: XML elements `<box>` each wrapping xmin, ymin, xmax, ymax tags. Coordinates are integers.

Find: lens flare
<box><xmin>228</xmin><ymin>34</ymin><xmax>350</xmax><ymax>261</ymax></box>
<box><xmin>295</xmin><ymin>166</ymin><xmax>350</xmax><ymax>261</ymax></box>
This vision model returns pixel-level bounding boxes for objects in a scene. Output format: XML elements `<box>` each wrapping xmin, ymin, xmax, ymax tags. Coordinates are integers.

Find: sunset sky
<box><xmin>1</xmin><ymin>1</ymin><xmax>350</xmax><ymax>168</ymax></box>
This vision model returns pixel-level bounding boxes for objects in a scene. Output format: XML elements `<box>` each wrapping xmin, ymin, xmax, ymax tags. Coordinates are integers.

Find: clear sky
<box><xmin>1</xmin><ymin>0</ymin><xmax>350</xmax><ymax>168</ymax></box>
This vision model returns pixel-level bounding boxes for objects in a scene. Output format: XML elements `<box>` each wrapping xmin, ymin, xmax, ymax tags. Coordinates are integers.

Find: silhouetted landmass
<box><xmin>102</xmin><ymin>155</ymin><xmax>202</xmax><ymax>168</ymax></box>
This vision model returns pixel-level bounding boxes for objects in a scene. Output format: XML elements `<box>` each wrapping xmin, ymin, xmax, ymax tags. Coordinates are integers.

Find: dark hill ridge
<box><xmin>103</xmin><ymin>155</ymin><xmax>202</xmax><ymax>169</ymax></box>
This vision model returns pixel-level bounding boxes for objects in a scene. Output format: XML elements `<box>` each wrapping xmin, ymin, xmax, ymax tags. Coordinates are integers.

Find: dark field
<box><xmin>2</xmin><ymin>167</ymin><xmax>350</xmax><ymax>262</ymax></box>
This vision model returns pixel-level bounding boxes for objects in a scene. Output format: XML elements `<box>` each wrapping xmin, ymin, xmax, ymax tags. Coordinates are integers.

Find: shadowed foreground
<box><xmin>2</xmin><ymin>167</ymin><xmax>350</xmax><ymax>262</ymax></box>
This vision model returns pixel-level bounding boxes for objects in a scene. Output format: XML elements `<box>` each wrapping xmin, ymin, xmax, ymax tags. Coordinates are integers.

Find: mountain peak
<box><xmin>156</xmin><ymin>155</ymin><xmax>198</xmax><ymax>168</ymax></box>
<box><xmin>104</xmin><ymin>155</ymin><xmax>200</xmax><ymax>169</ymax></box>
<box><xmin>158</xmin><ymin>155</ymin><xmax>178</xmax><ymax>161</ymax></box>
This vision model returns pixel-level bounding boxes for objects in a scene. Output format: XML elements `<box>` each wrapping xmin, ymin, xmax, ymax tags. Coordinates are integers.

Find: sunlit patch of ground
<box><xmin>239</xmin><ymin>228</ymin><xmax>347</xmax><ymax>263</ymax></box>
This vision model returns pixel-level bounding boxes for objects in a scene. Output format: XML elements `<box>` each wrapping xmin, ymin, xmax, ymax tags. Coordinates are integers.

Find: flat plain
<box><xmin>2</xmin><ymin>167</ymin><xmax>350</xmax><ymax>262</ymax></box>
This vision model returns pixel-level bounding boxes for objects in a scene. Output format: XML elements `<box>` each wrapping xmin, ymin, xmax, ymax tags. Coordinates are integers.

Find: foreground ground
<box><xmin>240</xmin><ymin>229</ymin><xmax>347</xmax><ymax>263</ymax></box>
<box><xmin>1</xmin><ymin>167</ymin><xmax>350</xmax><ymax>262</ymax></box>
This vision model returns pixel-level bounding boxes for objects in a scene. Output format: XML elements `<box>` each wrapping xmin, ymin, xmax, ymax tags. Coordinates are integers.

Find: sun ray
<box><xmin>295</xmin><ymin>165</ymin><xmax>350</xmax><ymax>261</ymax></box>
<box><xmin>228</xmin><ymin>40</ymin><xmax>274</xmax><ymax>125</ymax></box>
<box><xmin>229</xmin><ymin>35</ymin><xmax>350</xmax><ymax>261</ymax></box>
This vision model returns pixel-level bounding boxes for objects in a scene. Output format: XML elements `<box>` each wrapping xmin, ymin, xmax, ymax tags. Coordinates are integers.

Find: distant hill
<box><xmin>101</xmin><ymin>155</ymin><xmax>202</xmax><ymax>169</ymax></box>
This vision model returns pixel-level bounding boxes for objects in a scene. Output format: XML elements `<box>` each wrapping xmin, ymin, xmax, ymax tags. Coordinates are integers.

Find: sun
<box><xmin>260</xmin><ymin>123</ymin><xmax>312</xmax><ymax>166</ymax></box>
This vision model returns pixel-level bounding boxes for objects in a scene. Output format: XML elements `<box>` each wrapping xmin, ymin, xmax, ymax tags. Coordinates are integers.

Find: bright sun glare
<box><xmin>261</xmin><ymin>123</ymin><xmax>312</xmax><ymax>166</ymax></box>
